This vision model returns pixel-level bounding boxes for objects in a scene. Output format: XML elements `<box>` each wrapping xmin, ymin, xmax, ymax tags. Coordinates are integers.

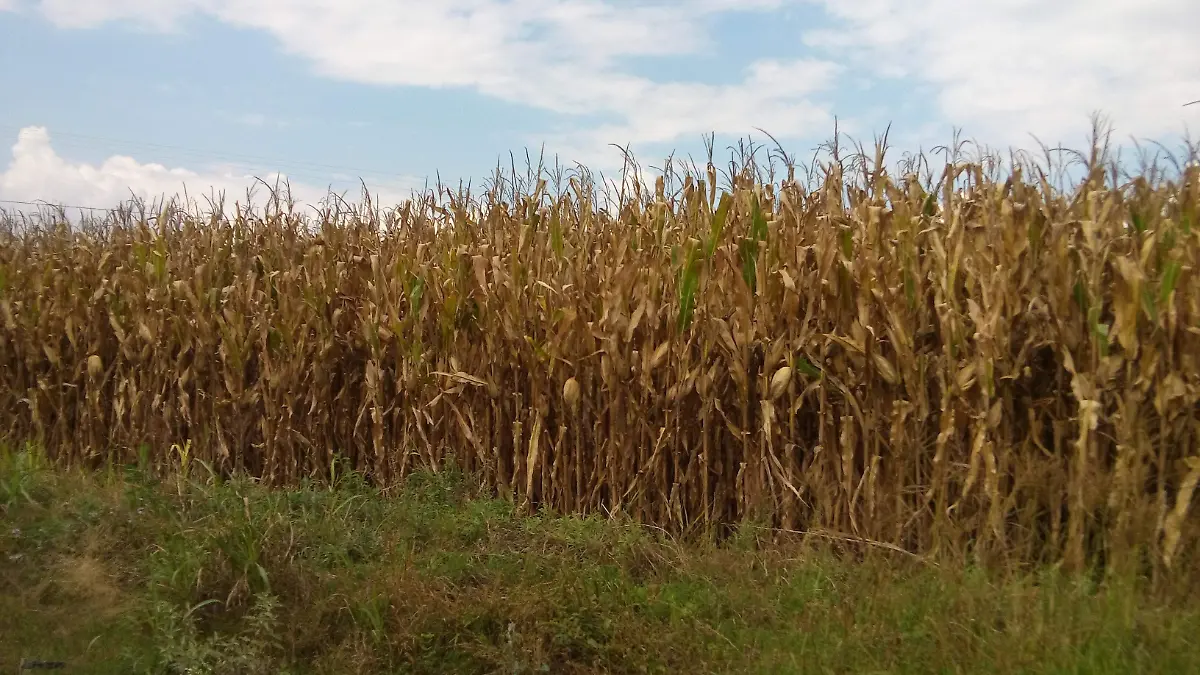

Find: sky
<box><xmin>1</xmin><ymin>0</ymin><xmax>1199</xmax><ymax>216</ymax></box>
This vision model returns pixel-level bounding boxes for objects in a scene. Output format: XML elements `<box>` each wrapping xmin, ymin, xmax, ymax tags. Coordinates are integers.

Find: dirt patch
<box><xmin>56</xmin><ymin>555</ymin><xmax>123</xmax><ymax>615</ymax></box>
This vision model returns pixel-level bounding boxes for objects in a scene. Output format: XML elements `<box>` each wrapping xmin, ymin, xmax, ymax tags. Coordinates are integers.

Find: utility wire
<box><xmin>0</xmin><ymin>123</ymin><xmax>419</xmax><ymax>182</ymax></box>
<box><xmin>0</xmin><ymin>194</ymin><xmax>303</xmax><ymax>214</ymax></box>
<box><xmin>0</xmin><ymin>186</ymin><xmax>418</xmax><ymax>215</ymax></box>
<box><xmin>0</xmin><ymin>198</ymin><xmax>114</xmax><ymax>212</ymax></box>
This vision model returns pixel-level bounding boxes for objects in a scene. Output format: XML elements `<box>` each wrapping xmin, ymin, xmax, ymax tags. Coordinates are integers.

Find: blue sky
<box><xmin>1</xmin><ymin>0</ymin><xmax>1198</xmax><ymax>214</ymax></box>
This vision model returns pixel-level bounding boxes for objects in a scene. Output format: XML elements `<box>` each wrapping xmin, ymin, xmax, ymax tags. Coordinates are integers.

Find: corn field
<box><xmin>2</xmin><ymin>132</ymin><xmax>1198</xmax><ymax>576</ymax></box>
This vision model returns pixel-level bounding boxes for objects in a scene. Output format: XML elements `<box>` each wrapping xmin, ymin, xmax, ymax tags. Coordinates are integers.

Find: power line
<box><xmin>0</xmin><ymin>194</ymin><xmax>296</xmax><ymax>214</ymax></box>
<box><xmin>0</xmin><ymin>198</ymin><xmax>113</xmax><ymax>212</ymax></box>
<box><xmin>0</xmin><ymin>185</ymin><xmax>422</xmax><ymax>216</ymax></box>
<box><xmin>0</xmin><ymin>193</ymin><xmax>332</xmax><ymax>213</ymax></box>
<box><xmin>0</xmin><ymin>123</ymin><xmax>410</xmax><ymax>178</ymax></box>
<box><xmin>0</xmin><ymin>123</ymin><xmax>421</xmax><ymax>182</ymax></box>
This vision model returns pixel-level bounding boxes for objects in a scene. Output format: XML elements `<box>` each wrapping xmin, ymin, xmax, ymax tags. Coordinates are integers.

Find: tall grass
<box><xmin>1</xmin><ymin>125</ymin><xmax>1198</xmax><ymax>579</ymax></box>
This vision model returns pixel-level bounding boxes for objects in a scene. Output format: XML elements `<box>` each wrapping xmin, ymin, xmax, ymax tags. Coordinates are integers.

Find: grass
<box><xmin>2</xmin><ymin>445</ymin><xmax>1198</xmax><ymax>674</ymax></box>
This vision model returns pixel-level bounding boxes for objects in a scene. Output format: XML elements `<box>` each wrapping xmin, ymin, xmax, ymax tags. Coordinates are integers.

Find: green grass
<box><xmin>1</xmin><ymin>445</ymin><xmax>1198</xmax><ymax>674</ymax></box>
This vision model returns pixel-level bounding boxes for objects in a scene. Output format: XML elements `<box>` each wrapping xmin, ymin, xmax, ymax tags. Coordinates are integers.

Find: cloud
<box><xmin>18</xmin><ymin>0</ymin><xmax>837</xmax><ymax>160</ymax></box>
<box><xmin>547</xmin><ymin>58</ymin><xmax>840</xmax><ymax>169</ymax></box>
<box><xmin>0</xmin><ymin>126</ymin><xmax>424</xmax><ymax>215</ymax></box>
<box><xmin>803</xmin><ymin>0</ymin><xmax>1200</xmax><ymax>147</ymax></box>
<box><xmin>18</xmin><ymin>0</ymin><xmax>1192</xmax><ymax>169</ymax></box>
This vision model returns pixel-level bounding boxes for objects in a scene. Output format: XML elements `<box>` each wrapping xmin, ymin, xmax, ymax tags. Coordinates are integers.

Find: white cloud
<box><xmin>547</xmin><ymin>58</ymin><xmax>840</xmax><ymax>169</ymax></box>
<box><xmin>17</xmin><ymin>0</ymin><xmax>1192</xmax><ymax>175</ymax></box>
<box><xmin>803</xmin><ymin>0</ymin><xmax>1200</xmax><ymax>147</ymax></box>
<box><xmin>0</xmin><ymin>126</ymin><xmax>424</xmax><ymax>215</ymax></box>
<box><xmin>19</xmin><ymin>0</ymin><xmax>837</xmax><ymax>160</ymax></box>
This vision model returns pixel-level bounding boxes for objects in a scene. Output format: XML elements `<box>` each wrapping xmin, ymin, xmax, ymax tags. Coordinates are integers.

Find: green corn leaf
<box><xmin>706</xmin><ymin>192</ymin><xmax>733</xmax><ymax>259</ymax></box>
<box><xmin>1073</xmin><ymin>280</ymin><xmax>1089</xmax><ymax>313</ymax></box>
<box><xmin>739</xmin><ymin>239</ymin><xmax>758</xmax><ymax>293</ymax></box>
<box><xmin>750</xmin><ymin>194</ymin><xmax>769</xmax><ymax>243</ymax></box>
<box><xmin>1161</xmin><ymin>227</ymin><xmax>1178</xmax><ymax>255</ymax></box>
<box><xmin>1159</xmin><ymin>260</ymin><xmax>1182</xmax><ymax>307</ymax></box>
<box><xmin>1131</xmin><ymin>209</ymin><xmax>1147</xmax><ymax>234</ymax></box>
<box><xmin>736</xmin><ymin>195</ymin><xmax>770</xmax><ymax>294</ymax></box>
<box><xmin>795</xmin><ymin>356</ymin><xmax>822</xmax><ymax>379</ymax></box>
<box><xmin>1141</xmin><ymin>285</ymin><xmax>1158</xmax><ymax>322</ymax></box>
<box><xmin>550</xmin><ymin>211</ymin><xmax>564</xmax><ymax>259</ymax></box>
<box><xmin>922</xmin><ymin>193</ymin><xmax>938</xmax><ymax>218</ymax></box>
<box><xmin>677</xmin><ymin>247</ymin><xmax>701</xmax><ymax>332</ymax></box>
<box><xmin>408</xmin><ymin>275</ymin><xmax>425</xmax><ymax>311</ymax></box>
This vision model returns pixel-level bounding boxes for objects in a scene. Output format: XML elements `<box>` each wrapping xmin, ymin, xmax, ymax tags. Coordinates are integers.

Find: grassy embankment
<box><xmin>2</xmin><ymin>445</ymin><xmax>1198</xmax><ymax>674</ymax></box>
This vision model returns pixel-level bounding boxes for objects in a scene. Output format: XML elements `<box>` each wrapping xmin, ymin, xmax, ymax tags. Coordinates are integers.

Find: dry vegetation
<box><xmin>2</xmin><ymin>126</ymin><xmax>1198</xmax><ymax>580</ymax></box>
